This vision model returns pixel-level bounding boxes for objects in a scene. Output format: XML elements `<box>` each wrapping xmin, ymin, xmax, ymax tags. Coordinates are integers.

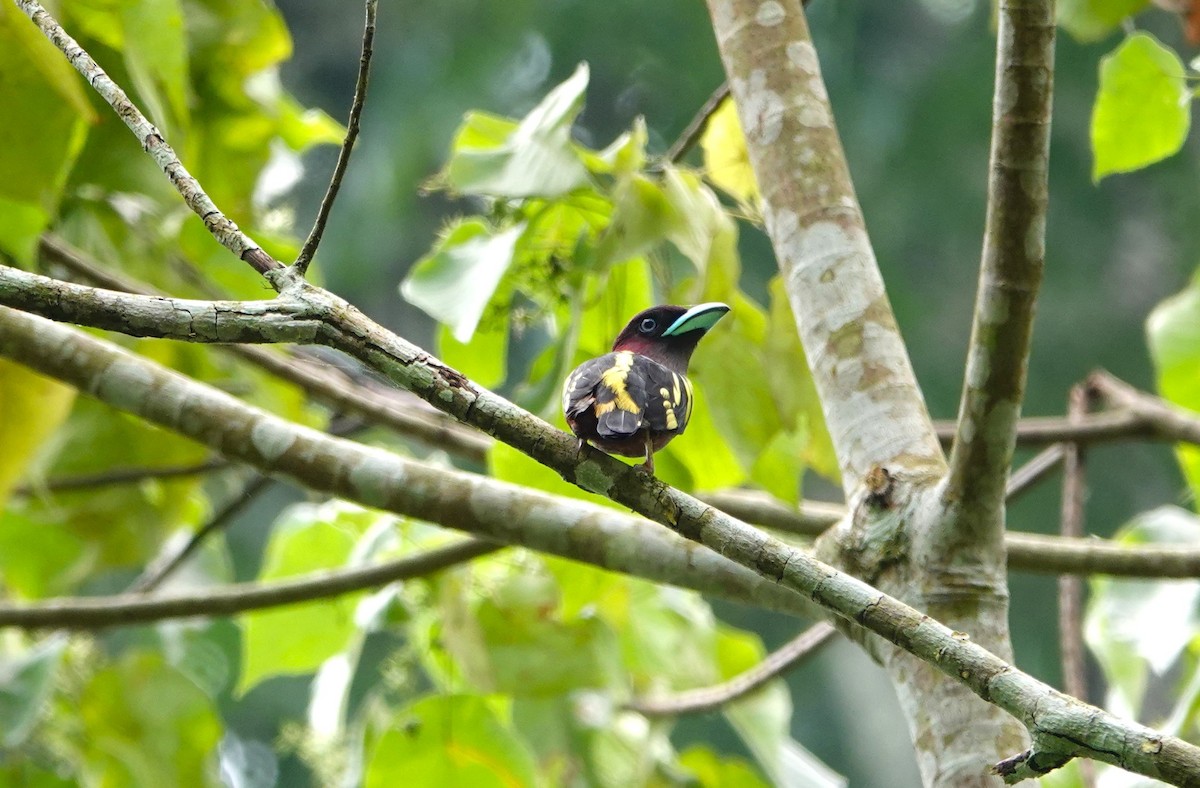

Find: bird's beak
<box><xmin>662</xmin><ymin>302</ymin><xmax>731</xmax><ymax>337</ymax></box>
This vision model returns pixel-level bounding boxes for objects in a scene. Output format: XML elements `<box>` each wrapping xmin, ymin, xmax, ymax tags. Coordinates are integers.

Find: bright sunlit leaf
<box><xmin>1091</xmin><ymin>32</ymin><xmax>1189</xmax><ymax>180</ymax></box>
<box><xmin>701</xmin><ymin>97</ymin><xmax>759</xmax><ymax>205</ymax></box>
<box><xmin>1058</xmin><ymin>0</ymin><xmax>1149</xmax><ymax>42</ymax></box>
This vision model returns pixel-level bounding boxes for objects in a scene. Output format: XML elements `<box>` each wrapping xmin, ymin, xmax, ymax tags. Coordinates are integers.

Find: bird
<box><xmin>562</xmin><ymin>302</ymin><xmax>730</xmax><ymax>473</ymax></box>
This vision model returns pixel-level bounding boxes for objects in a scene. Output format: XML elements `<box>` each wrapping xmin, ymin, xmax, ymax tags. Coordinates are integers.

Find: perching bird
<box><xmin>562</xmin><ymin>302</ymin><xmax>730</xmax><ymax>473</ymax></box>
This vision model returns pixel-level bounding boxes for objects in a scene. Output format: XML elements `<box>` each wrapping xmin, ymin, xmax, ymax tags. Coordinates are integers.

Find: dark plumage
<box><xmin>562</xmin><ymin>303</ymin><xmax>730</xmax><ymax>472</ymax></box>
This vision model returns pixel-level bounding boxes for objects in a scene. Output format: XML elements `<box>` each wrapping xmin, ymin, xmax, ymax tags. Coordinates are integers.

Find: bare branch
<box><xmin>628</xmin><ymin>621</ymin><xmax>836</xmax><ymax>717</ymax></box>
<box><xmin>293</xmin><ymin>0</ymin><xmax>377</xmax><ymax>276</ymax></box>
<box><xmin>662</xmin><ymin>82</ymin><xmax>729</xmax><ymax>165</ymax></box>
<box><xmin>935</xmin><ymin>411</ymin><xmax>1152</xmax><ymax>448</ymax></box>
<box><xmin>0</xmin><ymin>538</ymin><xmax>498</xmax><ymax>629</ymax></box>
<box><xmin>129</xmin><ymin>474</ymin><xmax>274</xmax><ymax>593</ymax></box>
<box><xmin>1005</xmin><ymin>444</ymin><xmax>1065</xmax><ymax>499</ymax></box>
<box><xmin>1058</xmin><ymin>385</ymin><xmax>1095</xmax><ymax>787</ymax></box>
<box><xmin>1059</xmin><ymin>387</ymin><xmax>1089</xmax><ymax>699</ymax></box>
<box><xmin>2</xmin><ymin>311</ymin><xmax>1198</xmax><ymax>784</ymax></box>
<box><xmin>14</xmin><ymin>458</ymin><xmax>230</xmax><ymax>495</ymax></box>
<box><xmin>943</xmin><ymin>0</ymin><xmax>1056</xmax><ymax>550</ymax></box>
<box><xmin>13</xmin><ymin>0</ymin><xmax>279</xmax><ymax>275</ymax></box>
<box><xmin>708</xmin><ymin>487</ymin><xmax>1200</xmax><ymax>579</ymax></box>
<box><xmin>1089</xmin><ymin>371</ymin><xmax>1200</xmax><ymax>445</ymax></box>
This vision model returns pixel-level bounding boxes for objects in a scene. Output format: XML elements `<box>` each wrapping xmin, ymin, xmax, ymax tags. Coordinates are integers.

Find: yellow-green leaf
<box><xmin>701</xmin><ymin>97</ymin><xmax>759</xmax><ymax>205</ymax></box>
<box><xmin>0</xmin><ymin>360</ymin><xmax>76</xmax><ymax>507</ymax></box>
<box><xmin>1092</xmin><ymin>33</ymin><xmax>1189</xmax><ymax>180</ymax></box>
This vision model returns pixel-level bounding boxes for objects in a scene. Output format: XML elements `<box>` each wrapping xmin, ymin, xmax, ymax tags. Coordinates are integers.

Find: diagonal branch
<box><xmin>705</xmin><ymin>0</ymin><xmax>944</xmax><ymax>494</ymax></box>
<box><xmin>943</xmin><ymin>0</ymin><xmax>1056</xmax><ymax>551</ymax></box>
<box><xmin>293</xmin><ymin>0</ymin><xmax>377</xmax><ymax>276</ymax></box>
<box><xmin>628</xmin><ymin>621</ymin><xmax>837</xmax><ymax>717</ymax></box>
<box><xmin>2</xmin><ymin>311</ymin><xmax>1199</xmax><ymax>784</ymax></box>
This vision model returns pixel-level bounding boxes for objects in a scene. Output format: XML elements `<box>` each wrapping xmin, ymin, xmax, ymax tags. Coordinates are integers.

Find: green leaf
<box><xmin>1085</xmin><ymin>507</ymin><xmax>1200</xmax><ymax>718</ymax></box>
<box><xmin>471</xmin><ymin>562</ymin><xmax>621</xmax><ymax>695</ymax></box>
<box><xmin>1091</xmin><ymin>32</ymin><xmax>1189</xmax><ymax>180</ymax></box>
<box><xmin>121</xmin><ymin>0</ymin><xmax>191</xmax><ymax>136</ymax></box>
<box><xmin>717</xmin><ymin>627</ymin><xmax>846</xmax><ymax>788</ymax></box>
<box><xmin>1148</xmin><ymin>275</ymin><xmax>1200</xmax><ymax>498</ymax></box>
<box><xmin>0</xmin><ymin>359</ymin><xmax>76</xmax><ymax>508</ymax></box>
<box><xmin>0</xmin><ymin>636</ymin><xmax>66</xmax><ymax>748</ymax></box>
<box><xmin>1058</xmin><ymin>0</ymin><xmax>1149</xmax><ymax>42</ymax></box>
<box><xmin>0</xmin><ymin>2</ymin><xmax>93</xmax><ymax>259</ymax></box>
<box><xmin>238</xmin><ymin>501</ymin><xmax>383</xmax><ymax>694</ymax></box>
<box><xmin>365</xmin><ymin>695</ymin><xmax>538</xmax><ymax>788</ymax></box>
<box><xmin>78</xmin><ymin>652</ymin><xmax>222</xmax><ymax>786</ymax></box>
<box><xmin>401</xmin><ymin>219</ymin><xmax>524</xmax><ymax>342</ymax></box>
<box><xmin>691</xmin><ymin>296</ymin><xmax>784</xmax><ymax>473</ymax></box>
<box><xmin>0</xmin><ymin>510</ymin><xmax>87</xmax><ymax>600</ymax></box>
<box><xmin>679</xmin><ymin>747</ymin><xmax>770</xmax><ymax>788</ymax></box>
<box><xmin>766</xmin><ymin>276</ymin><xmax>838</xmax><ymax>482</ymax></box>
<box><xmin>438</xmin><ymin>321</ymin><xmax>508</xmax><ymax>390</ymax></box>
<box><xmin>442</xmin><ymin>63</ymin><xmax>592</xmax><ymax>198</ymax></box>
<box><xmin>701</xmin><ymin>97</ymin><xmax>759</xmax><ymax>205</ymax></box>
<box><xmin>277</xmin><ymin>93</ymin><xmax>346</xmax><ymax>152</ymax></box>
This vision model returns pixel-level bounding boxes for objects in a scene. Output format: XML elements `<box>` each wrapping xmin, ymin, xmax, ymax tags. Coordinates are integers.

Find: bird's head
<box><xmin>611</xmin><ymin>302</ymin><xmax>730</xmax><ymax>372</ymax></box>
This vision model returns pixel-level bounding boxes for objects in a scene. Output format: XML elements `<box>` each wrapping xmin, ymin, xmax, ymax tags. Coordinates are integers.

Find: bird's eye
<box><xmin>640</xmin><ymin>318</ymin><xmax>657</xmax><ymax>333</ymax></box>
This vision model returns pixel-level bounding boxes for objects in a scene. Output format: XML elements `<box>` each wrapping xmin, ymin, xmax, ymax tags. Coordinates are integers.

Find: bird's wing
<box><xmin>634</xmin><ymin>360</ymin><xmax>692</xmax><ymax>435</ymax></box>
<box><xmin>563</xmin><ymin>352</ymin><xmax>649</xmax><ymax>439</ymax></box>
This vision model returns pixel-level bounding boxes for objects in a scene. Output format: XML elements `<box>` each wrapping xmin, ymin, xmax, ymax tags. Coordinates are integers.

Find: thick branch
<box><xmin>13</xmin><ymin>0</ymin><xmax>279</xmax><ymax>275</ymax></box>
<box><xmin>0</xmin><ymin>539</ymin><xmax>498</xmax><ymax>629</ymax></box>
<box><xmin>2</xmin><ymin>311</ymin><xmax>1198</xmax><ymax>784</ymax></box>
<box><xmin>705</xmin><ymin>0</ymin><xmax>944</xmax><ymax>493</ymax></box>
<box><xmin>628</xmin><ymin>621</ymin><xmax>837</xmax><ymax>717</ymax></box>
<box><xmin>293</xmin><ymin>0</ymin><xmax>376</xmax><ymax>275</ymax></box>
<box><xmin>943</xmin><ymin>0</ymin><xmax>1055</xmax><ymax>551</ymax></box>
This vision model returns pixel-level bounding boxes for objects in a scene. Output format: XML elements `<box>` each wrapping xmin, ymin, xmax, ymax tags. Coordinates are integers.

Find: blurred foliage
<box><xmin>4</xmin><ymin>0</ymin><xmax>1200</xmax><ymax>786</ymax></box>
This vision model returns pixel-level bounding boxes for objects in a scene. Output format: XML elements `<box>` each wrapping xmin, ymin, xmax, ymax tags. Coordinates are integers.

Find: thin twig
<box><xmin>129</xmin><ymin>474</ymin><xmax>274</xmax><ymax>593</ymax></box>
<box><xmin>1005</xmin><ymin>444</ymin><xmax>1065</xmax><ymax>500</ymax></box>
<box><xmin>934</xmin><ymin>411</ymin><xmax>1149</xmax><ymax>448</ymax></box>
<box><xmin>13</xmin><ymin>459</ymin><xmax>231</xmax><ymax>496</ymax></box>
<box><xmin>627</xmin><ymin>621</ymin><xmax>837</xmax><ymax>717</ymax></box>
<box><xmin>13</xmin><ymin>0</ymin><xmax>279</xmax><ymax>276</ymax></box>
<box><xmin>1089</xmin><ymin>371</ymin><xmax>1200</xmax><ymax>445</ymax></box>
<box><xmin>0</xmin><ymin>538</ymin><xmax>499</xmax><ymax>629</ymax></box>
<box><xmin>293</xmin><ymin>0</ymin><xmax>377</xmax><ymax>276</ymax></box>
<box><xmin>1059</xmin><ymin>384</ymin><xmax>1094</xmax><ymax>786</ymax></box>
<box><xmin>662</xmin><ymin>82</ymin><xmax>730</xmax><ymax>165</ymax></box>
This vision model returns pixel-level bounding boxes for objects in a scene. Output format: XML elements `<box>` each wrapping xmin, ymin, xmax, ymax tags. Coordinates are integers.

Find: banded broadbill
<box><xmin>562</xmin><ymin>303</ymin><xmax>730</xmax><ymax>472</ymax></box>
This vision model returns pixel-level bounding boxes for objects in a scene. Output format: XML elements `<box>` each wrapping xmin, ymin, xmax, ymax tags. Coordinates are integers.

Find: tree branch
<box><xmin>627</xmin><ymin>621</ymin><xmax>837</xmax><ymax>717</ymax></box>
<box><xmin>943</xmin><ymin>0</ymin><xmax>1055</xmax><ymax>552</ymax></box>
<box><xmin>292</xmin><ymin>0</ymin><xmax>377</xmax><ymax>276</ymax></box>
<box><xmin>129</xmin><ymin>473</ymin><xmax>274</xmax><ymax>593</ymax></box>
<box><xmin>0</xmin><ymin>538</ymin><xmax>499</xmax><ymax>629</ymax></box>
<box><xmin>1058</xmin><ymin>385</ymin><xmax>1095</xmax><ymax>787</ymax></box>
<box><xmin>662</xmin><ymin>82</ymin><xmax>730</xmax><ymax>165</ymax></box>
<box><xmin>706</xmin><ymin>487</ymin><xmax>1200</xmax><ymax>579</ymax></box>
<box><xmin>13</xmin><ymin>0</ymin><xmax>279</xmax><ymax>275</ymax></box>
<box><xmin>2</xmin><ymin>311</ymin><xmax>1198</xmax><ymax>784</ymax></box>
<box><xmin>1089</xmin><ymin>371</ymin><xmax>1200</xmax><ymax>445</ymax></box>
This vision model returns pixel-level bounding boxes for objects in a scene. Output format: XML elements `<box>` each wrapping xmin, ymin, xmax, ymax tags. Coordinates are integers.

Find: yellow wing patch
<box><xmin>599</xmin><ymin>351</ymin><xmax>641</xmax><ymax>414</ymax></box>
